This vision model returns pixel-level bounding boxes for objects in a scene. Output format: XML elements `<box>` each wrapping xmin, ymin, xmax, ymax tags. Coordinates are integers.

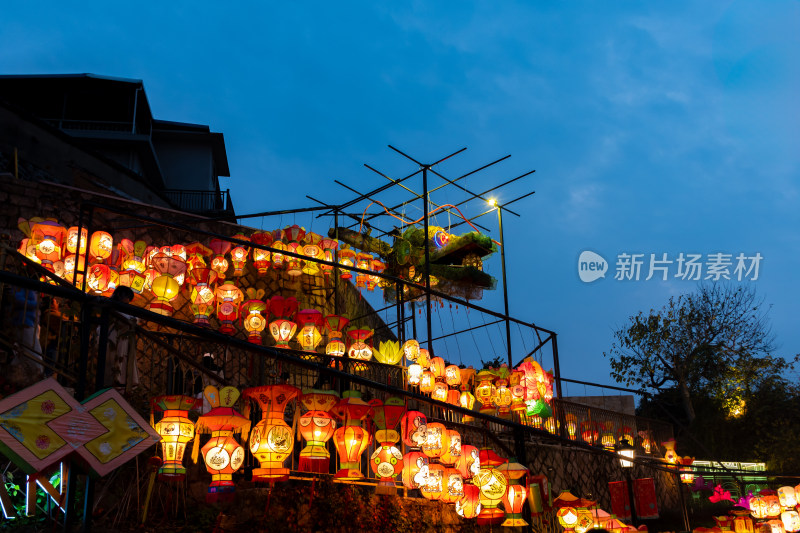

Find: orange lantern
<box><xmin>440</xmin><ymin>429</ymin><xmax>462</xmax><ymax>466</ymax></box>
<box><xmin>208</xmin><ymin>238</ymin><xmax>231</xmax><ymax>278</ymax></box>
<box><xmin>319</xmin><ymin>238</ymin><xmax>338</xmax><ymax>278</ymax></box>
<box><xmin>191</xmin><ymin>386</ymin><xmax>250</xmax><ymax>502</ymax></box>
<box><xmin>764</xmin><ymin>494</ymin><xmax>783</xmax><ymax>518</ymax></box>
<box><xmin>367</xmin><ymin>258</ymin><xmax>385</xmax><ymax>291</ymax></box>
<box><xmin>402</xmin><ymin>339</ymin><xmax>420</xmax><ymax>362</ymax></box>
<box><xmin>407</xmin><ymin>364</ymin><xmax>423</xmax><ymax>386</ymax></box>
<box><xmin>475</xmin><ymin>370</ymin><xmax>497</xmax><ymax>415</ymax></box>
<box><xmin>680</xmin><ymin>457</ymin><xmax>695</xmax><ymax>484</ymax></box>
<box><xmin>268</xmin><ymin>295</ymin><xmax>298</xmax><ymax>348</ymax></box>
<box><xmin>323</xmin><ymin>314</ymin><xmax>349</xmax><ymax>358</ymax></box>
<box><xmin>89</xmin><ymin>231</ymin><xmax>113</xmax><ymax>261</ymax></box>
<box><xmin>734</xmin><ymin>509</ymin><xmax>755</xmax><ymax>533</ymax></box>
<box><xmin>401</xmin><ymin>410</ymin><xmax>428</xmax><ymax>449</ymax></box>
<box><xmin>441</xmin><ymin>467</ymin><xmax>465</xmax><ymax>504</ymax></box>
<box><xmin>475</xmin><ymin>448</ymin><xmax>508</xmax><ymax>526</ymax></box>
<box><xmin>767</xmin><ymin>520</ymin><xmax>787</xmax><ymax>533</ymax></box>
<box><xmin>338</xmin><ymin>248</ymin><xmax>356</xmax><ymax>279</ymax></box>
<box><xmin>298</xmin><ymin>389</ymin><xmax>339</xmax><ymax>473</ymax></box>
<box><xmin>330</xmin><ymin>390</ymin><xmax>373</xmax><ymax>480</ymax></box>
<box><xmin>354</xmin><ymin>252</ymin><xmax>372</xmax><ymax>288</ymax></box>
<box><xmin>185</xmin><ymin>242</ymin><xmax>211</xmax><ymax>273</ymax></box>
<box><xmin>422</xmin><ymin>422</ymin><xmax>448</xmax><ymax>459</ymax></box>
<box><xmin>347</xmin><ymin>328</ymin><xmax>373</xmax><ymax>361</ymax></box>
<box><xmin>296</xmin><ymin>309</ymin><xmax>323</xmax><ymax>354</ymax></box>
<box><xmin>271</xmin><ymin>239</ymin><xmax>287</xmax><ymax>270</ymax></box>
<box><xmin>229</xmin><ymin>233</ymin><xmax>250</xmax><ymax>277</ymax></box>
<box><xmin>32</xmin><ymin>220</ymin><xmax>66</xmax><ymax>272</ymax></box>
<box><xmin>369</xmin><ymin>397</ymin><xmax>406</xmax><ymax>494</ymax></box>
<box><xmin>421</xmin><ymin>463</ymin><xmax>445</xmax><ymax>500</ymax></box>
<box><xmin>510</xmin><ymin>370</ymin><xmax>527</xmax><ymax>412</ymax></box>
<box><xmin>215</xmin><ymin>281</ymin><xmax>243</xmax><ymax>334</ymax></box>
<box><xmin>67</xmin><ymin>226</ymin><xmax>88</xmax><ymax>255</ymax></box>
<box><xmin>417</xmin><ymin>348</ymin><xmax>430</xmax><ymax>367</ymax></box>
<box><xmin>445</xmin><ymin>364</ymin><xmax>462</xmax><ymax>387</ymax></box>
<box><xmin>240</xmin><ymin>289</ymin><xmax>267</xmax><ymax>344</ymax></box>
<box><xmin>63</xmin><ymin>253</ymin><xmax>85</xmax><ymax>286</ymax></box>
<box><xmin>430</xmin><ymin>357</ymin><xmax>446</xmax><ymax>379</ymax></box>
<box><xmin>189</xmin><ymin>267</ymin><xmax>218</xmax><ymax>326</ymax></box>
<box><xmin>459</xmin><ymin>391</ymin><xmax>477</xmax><ymax>423</ymax></box>
<box><xmin>457</xmin><ymin>444</ymin><xmax>480</xmax><ymax>479</ymax></box>
<box><xmin>301</xmin><ymin>232</ymin><xmax>323</xmax><ymax>275</ymax></box>
<box><xmin>456</xmin><ymin>483</ymin><xmax>483</xmax><ymax>519</ymax></box>
<box><xmin>87</xmin><ymin>263</ymin><xmax>112</xmax><ymax>294</ymax></box>
<box><xmin>244</xmin><ymin>384</ymin><xmax>300</xmax><ymax>482</ymax></box>
<box><xmin>446</xmin><ymin>388</ymin><xmax>461</xmax><ymax>406</ymax></box>
<box><xmin>402</xmin><ymin>450</ymin><xmax>428</xmax><ymax>489</ymax></box>
<box><xmin>420</xmin><ymin>371</ymin><xmax>435</xmax><ymax>394</ymax></box>
<box><xmin>151</xmin><ymin>395</ymin><xmax>199</xmax><ymax>480</ymax></box>
<box><xmin>502</xmin><ymin>483</ymin><xmax>529</xmax><ymax>527</ymax></box>
<box><xmin>752</xmin><ymin>496</ymin><xmax>770</xmax><ymax>520</ymax></box>
<box><xmin>431</xmin><ymin>382</ymin><xmax>448</xmax><ymax>403</ymax></box>
<box><xmin>250</xmin><ymin>231</ymin><xmax>273</xmax><ymax>275</ymax></box>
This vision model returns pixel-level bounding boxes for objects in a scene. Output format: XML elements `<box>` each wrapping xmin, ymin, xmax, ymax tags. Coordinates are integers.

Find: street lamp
<box><xmin>616</xmin><ymin>438</ymin><xmax>637</xmax><ymax>527</ymax></box>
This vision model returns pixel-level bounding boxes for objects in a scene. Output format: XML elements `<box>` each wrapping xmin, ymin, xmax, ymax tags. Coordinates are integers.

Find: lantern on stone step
<box><xmin>402</xmin><ymin>339</ymin><xmax>420</xmax><ymax>362</ymax></box>
<box><xmin>241</xmin><ymin>289</ymin><xmax>267</xmax><ymax>344</ymax></box>
<box><xmin>421</xmin><ymin>462</ymin><xmax>446</xmax><ymax>500</ymax></box>
<box><xmin>422</xmin><ymin>422</ymin><xmax>448</xmax><ymax>459</ymax></box>
<box><xmin>445</xmin><ymin>365</ymin><xmax>462</xmax><ymax>387</ymax></box>
<box><xmin>209</xmin><ymin>238</ymin><xmax>231</xmax><ymax>279</ymax></box>
<box><xmin>268</xmin><ymin>295</ymin><xmax>298</xmax><ymax>348</ymax></box>
<box><xmin>456</xmin><ymin>484</ymin><xmax>483</xmax><ymax>519</ymax></box>
<box><xmin>457</xmin><ymin>445</ymin><xmax>480</xmax><ymax>479</ymax></box>
<box><xmin>301</xmin><ymin>232</ymin><xmax>323</xmax><ymax>275</ymax></box>
<box><xmin>401</xmin><ymin>410</ymin><xmax>428</xmax><ymax>450</ymax></box>
<box><xmin>475</xmin><ymin>370</ymin><xmax>497</xmax><ymax>415</ymax></box>
<box><xmin>420</xmin><ymin>371</ymin><xmax>435</xmax><ymax>394</ymax></box>
<box><xmin>189</xmin><ymin>267</ymin><xmax>218</xmax><ymax>326</ymax></box>
<box><xmin>319</xmin><ymin>238</ymin><xmax>338</xmax><ymax>278</ymax></box>
<box><xmin>407</xmin><ymin>364</ymin><xmax>423</xmax><ymax>386</ymax></box>
<box><xmin>283</xmin><ymin>225</ymin><xmax>306</xmax><ymax>276</ymax></box>
<box><xmin>185</xmin><ymin>242</ymin><xmax>211</xmax><ymax>273</ymax></box>
<box><xmin>250</xmin><ymin>231</ymin><xmax>273</xmax><ymax>275</ymax></box>
<box><xmin>296</xmin><ymin>309</ymin><xmax>323</xmax><ymax>354</ymax></box>
<box><xmin>149</xmin><ymin>253</ymin><xmax>186</xmax><ymax>316</ymax></box>
<box><xmin>330</xmin><ymin>390</ymin><xmax>373</xmax><ymax>480</ymax></box>
<box><xmin>475</xmin><ymin>448</ymin><xmax>508</xmax><ymax>526</ymax></box>
<box><xmin>244</xmin><ymin>384</ymin><xmax>299</xmax><ymax>482</ymax></box>
<box><xmin>192</xmin><ymin>386</ymin><xmax>250</xmax><ymax>503</ymax></box>
<box><xmin>323</xmin><ymin>314</ymin><xmax>349</xmax><ymax>358</ymax></box>
<box><xmin>214</xmin><ymin>282</ymin><xmax>243</xmax><ymax>334</ymax></box>
<box><xmin>353</xmin><ymin>252</ymin><xmax>372</xmax><ymax>288</ymax></box>
<box><xmin>32</xmin><ymin>220</ymin><xmax>66</xmax><ymax>272</ymax></box>
<box><xmin>369</xmin><ymin>398</ymin><xmax>406</xmax><ymax>494</ymax></box>
<box><xmin>347</xmin><ymin>328</ymin><xmax>373</xmax><ymax>361</ymax></box>
<box><xmin>298</xmin><ymin>389</ymin><xmax>339</xmax><ymax>473</ymax></box>
<box><xmin>431</xmin><ymin>383</ymin><xmax>448</xmax><ymax>403</ymax></box>
<box><xmin>337</xmin><ymin>248</ymin><xmax>356</xmax><ymax>280</ymax></box>
<box><xmin>152</xmin><ymin>395</ymin><xmax>199</xmax><ymax>480</ymax></box>
<box><xmin>89</xmin><ymin>231</ymin><xmax>113</xmax><ymax>262</ymax></box>
<box><xmin>402</xmin><ymin>450</ymin><xmax>429</xmax><ymax>489</ymax></box>
<box><xmin>229</xmin><ymin>233</ymin><xmax>250</xmax><ymax>277</ymax></box>
<box><xmin>67</xmin><ymin>226</ymin><xmax>88</xmax><ymax>255</ymax></box>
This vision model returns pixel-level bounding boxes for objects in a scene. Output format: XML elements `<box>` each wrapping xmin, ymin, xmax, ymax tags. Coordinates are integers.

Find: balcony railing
<box><xmin>162</xmin><ymin>188</ymin><xmax>233</xmax><ymax>216</ymax></box>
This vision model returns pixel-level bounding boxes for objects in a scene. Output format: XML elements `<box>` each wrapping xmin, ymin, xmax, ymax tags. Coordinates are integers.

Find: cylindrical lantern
<box><xmin>431</xmin><ymin>382</ymin><xmax>448</xmax><ymax>403</ymax></box>
<box><xmin>244</xmin><ymin>384</ymin><xmax>300</xmax><ymax>482</ymax></box>
<box><xmin>215</xmin><ymin>282</ymin><xmax>244</xmax><ymax>334</ymax></box>
<box><xmin>421</xmin><ymin>463</ymin><xmax>445</xmax><ymax>500</ymax></box>
<box><xmin>445</xmin><ymin>365</ymin><xmax>462</xmax><ymax>387</ymax></box>
<box><xmin>422</xmin><ymin>422</ymin><xmax>448</xmax><ymax>459</ymax></box>
<box><xmin>323</xmin><ymin>314</ymin><xmax>349</xmax><ymax>359</ymax></box>
<box><xmin>401</xmin><ymin>410</ymin><xmax>428</xmax><ymax>449</ymax></box>
<box><xmin>330</xmin><ymin>390</ymin><xmax>373</xmax><ymax>480</ymax></box>
<box><xmin>456</xmin><ymin>484</ymin><xmax>483</xmax><ymax>519</ymax></box>
<box><xmin>457</xmin><ymin>445</ymin><xmax>481</xmax><ymax>479</ymax></box>
<box><xmin>440</xmin><ymin>429</ymin><xmax>462</xmax><ymax>465</ymax></box>
<box><xmin>778</xmin><ymin>487</ymin><xmax>797</xmax><ymax>508</ymax></box>
<box><xmin>250</xmin><ymin>231</ymin><xmax>273</xmax><ymax>275</ymax></box>
<box><xmin>192</xmin><ymin>386</ymin><xmax>250</xmax><ymax>502</ymax></box>
<box><xmin>475</xmin><ymin>448</ymin><xmax>508</xmax><ymax>526</ymax></box>
<box><xmin>402</xmin><ymin>450</ymin><xmax>428</xmax><ymax>490</ymax></box>
<box><xmin>89</xmin><ymin>231</ymin><xmax>113</xmax><ymax>261</ymax></box>
<box><xmin>296</xmin><ymin>309</ymin><xmax>324</xmax><ymax>354</ymax></box>
<box><xmin>298</xmin><ymin>389</ymin><xmax>339</xmax><ymax>473</ymax></box>
<box><xmin>430</xmin><ymin>357</ymin><xmax>446</xmax><ymax>380</ymax></box>
<box><xmin>241</xmin><ymin>289</ymin><xmax>267</xmax><ymax>344</ymax></box>
<box><xmin>441</xmin><ymin>467</ymin><xmax>465</xmax><ymax>504</ymax></box>
<box><xmin>502</xmin><ymin>484</ymin><xmax>529</xmax><ymax>527</ymax></box>
<box><xmin>420</xmin><ymin>371</ymin><xmax>435</xmax><ymax>394</ymax></box>
<box><xmin>67</xmin><ymin>226</ymin><xmax>88</xmax><ymax>255</ymax></box>
<box><xmin>152</xmin><ymin>395</ymin><xmax>199</xmax><ymax>480</ymax></box>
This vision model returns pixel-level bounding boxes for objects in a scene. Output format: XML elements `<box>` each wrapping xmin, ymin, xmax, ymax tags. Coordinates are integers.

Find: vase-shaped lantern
<box><xmin>271</xmin><ymin>230</ymin><xmax>287</xmax><ymax>270</ymax></box>
<box><xmin>301</xmin><ymin>232</ymin><xmax>323</xmax><ymax>275</ymax></box>
<box><xmin>457</xmin><ymin>483</ymin><xmax>483</xmax><ymax>519</ymax></box>
<box><xmin>192</xmin><ymin>386</ymin><xmax>250</xmax><ymax>502</ymax></box>
<box><xmin>283</xmin><ymin>225</ymin><xmax>306</xmax><ymax>276</ymax></box>
<box><xmin>369</xmin><ymin>397</ymin><xmax>406</xmax><ymax>494</ymax></box>
<box><xmin>330</xmin><ymin>390</ymin><xmax>373</xmax><ymax>480</ymax></box>
<box><xmin>244</xmin><ymin>384</ymin><xmax>300</xmax><ymax>482</ymax></box>
<box><xmin>494</xmin><ymin>367</ymin><xmax>513</xmax><ymax>419</ymax></box>
<box><xmin>268</xmin><ymin>295</ymin><xmax>298</xmax><ymax>348</ymax></box>
<box><xmin>347</xmin><ymin>328</ymin><xmax>373</xmax><ymax>361</ymax></box>
<box><xmin>229</xmin><ymin>233</ymin><xmax>250</xmax><ymax>277</ymax></box>
<box><xmin>475</xmin><ymin>448</ymin><xmax>508</xmax><ymax>526</ymax></box>
<box><xmin>323</xmin><ymin>314</ymin><xmax>349</xmax><ymax>358</ymax></box>
<box><xmin>209</xmin><ymin>238</ymin><xmax>231</xmax><ymax>279</ymax></box>
<box><xmin>250</xmin><ymin>231</ymin><xmax>273</xmax><ymax>275</ymax></box>
<box><xmin>319</xmin><ymin>238</ymin><xmax>338</xmax><ymax>279</ymax></box>
<box><xmin>475</xmin><ymin>370</ymin><xmax>498</xmax><ymax>415</ymax></box>
<box><xmin>148</xmin><ymin>253</ymin><xmax>186</xmax><ymax>316</ymax></box>
<box><xmin>296</xmin><ymin>309</ymin><xmax>324</xmax><ymax>354</ymax></box>
<box><xmin>189</xmin><ymin>267</ymin><xmax>218</xmax><ymax>326</ymax></box>
<box><xmin>215</xmin><ymin>282</ymin><xmax>243</xmax><ymax>334</ymax></box>
<box><xmin>298</xmin><ymin>389</ymin><xmax>339</xmax><ymax>473</ymax></box>
<box><xmin>152</xmin><ymin>395</ymin><xmax>199</xmax><ymax>480</ymax></box>
<box><xmin>338</xmin><ymin>248</ymin><xmax>356</xmax><ymax>280</ymax></box>
<box><xmin>499</xmin><ymin>461</ymin><xmax>529</xmax><ymax>527</ymax></box>
<box><xmin>241</xmin><ymin>288</ymin><xmax>267</xmax><ymax>344</ymax></box>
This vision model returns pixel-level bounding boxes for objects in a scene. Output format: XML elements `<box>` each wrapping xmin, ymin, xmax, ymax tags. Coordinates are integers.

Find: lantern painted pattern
<box><xmin>457</xmin><ymin>445</ymin><xmax>481</xmax><ymax>479</ymax></box>
<box><xmin>557</xmin><ymin>507</ymin><xmax>579</xmax><ymax>531</ymax></box>
<box><xmin>402</xmin><ymin>339</ymin><xmax>420</xmax><ymax>362</ymax></box>
<box><xmin>456</xmin><ymin>483</ymin><xmax>483</xmax><ymax>519</ymax></box>
<box><xmin>475</xmin><ymin>370</ymin><xmax>497</xmax><ymax>415</ymax></box>
<box><xmin>209</xmin><ymin>238</ymin><xmax>231</xmax><ymax>278</ymax></box>
<box><xmin>401</xmin><ymin>410</ymin><xmax>428</xmax><ymax>449</ymax></box>
<box><xmin>441</xmin><ymin>467</ymin><xmax>465</xmax><ymax>504</ymax></box>
<box><xmin>89</xmin><ymin>231</ymin><xmax>113</xmax><ymax>261</ymax></box>
<box><xmin>338</xmin><ymin>248</ymin><xmax>356</xmax><ymax>279</ymax></box>
<box><xmin>250</xmin><ymin>230</ymin><xmax>273</xmax><ymax>275</ymax></box>
<box><xmin>778</xmin><ymin>487</ymin><xmax>797</xmax><ymax>508</ymax></box>
<box><xmin>402</xmin><ymin>450</ymin><xmax>429</xmax><ymax>490</ymax></box>
<box><xmin>421</xmin><ymin>463</ymin><xmax>445</xmax><ymax>500</ymax></box>
<box><xmin>298</xmin><ymin>389</ymin><xmax>339</xmax><ymax>474</ymax></box>
<box><xmin>420</xmin><ymin>371</ymin><xmax>435</xmax><ymax>394</ymax></box>
<box><xmin>407</xmin><ymin>364</ymin><xmax>423</xmax><ymax>387</ymax></box>
<box><xmin>244</xmin><ymin>384</ymin><xmax>300</xmax><ymax>482</ymax></box>
<box><xmin>189</xmin><ymin>267</ymin><xmax>218</xmax><ymax>326</ymax></box>
<box><xmin>32</xmin><ymin>220</ymin><xmax>66</xmax><ymax>272</ymax></box>
<box><xmin>152</xmin><ymin>395</ymin><xmax>199</xmax><ymax>480</ymax></box>
<box><xmin>330</xmin><ymin>390</ymin><xmax>373</xmax><ymax>480</ymax></box>
<box><xmin>215</xmin><ymin>282</ymin><xmax>244</xmax><ymax>334</ymax></box>
<box><xmin>422</xmin><ymin>422</ymin><xmax>448</xmax><ymax>459</ymax></box>
<box><xmin>296</xmin><ymin>309</ymin><xmax>324</xmax><ymax>354</ymax></box>
<box><xmin>502</xmin><ymin>484</ymin><xmax>529</xmax><ymax>527</ymax></box>
<box><xmin>67</xmin><ymin>226</ymin><xmax>88</xmax><ymax>255</ymax></box>
<box><xmin>347</xmin><ymin>328</ymin><xmax>374</xmax><ymax>361</ymax></box>
<box><xmin>240</xmin><ymin>289</ymin><xmax>268</xmax><ymax>344</ymax></box>
<box><xmin>475</xmin><ymin>448</ymin><xmax>508</xmax><ymax>526</ymax></box>
<box><xmin>782</xmin><ymin>511</ymin><xmax>800</xmax><ymax>533</ymax></box>
<box><xmin>282</xmin><ymin>225</ymin><xmax>306</xmax><ymax>276</ymax></box>
<box><xmin>191</xmin><ymin>386</ymin><xmax>250</xmax><ymax>502</ymax></box>
<box><xmin>440</xmin><ymin>429</ymin><xmax>462</xmax><ymax>466</ymax></box>
<box><xmin>319</xmin><ymin>238</ymin><xmax>338</xmax><ymax>278</ymax></box>
<box><xmin>445</xmin><ymin>365</ymin><xmax>462</xmax><ymax>387</ymax></box>
<box><xmin>268</xmin><ymin>295</ymin><xmax>298</xmax><ymax>348</ymax></box>
<box><xmin>301</xmin><ymin>232</ymin><xmax>323</xmax><ymax>276</ymax></box>
<box><xmin>369</xmin><ymin>397</ymin><xmax>406</xmax><ymax>494</ymax></box>
<box><xmin>323</xmin><ymin>314</ymin><xmax>349</xmax><ymax>358</ymax></box>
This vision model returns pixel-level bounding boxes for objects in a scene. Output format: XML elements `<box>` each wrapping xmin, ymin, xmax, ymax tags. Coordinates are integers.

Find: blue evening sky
<box><xmin>3</xmin><ymin>1</ymin><xmax>799</xmax><ymax>394</ymax></box>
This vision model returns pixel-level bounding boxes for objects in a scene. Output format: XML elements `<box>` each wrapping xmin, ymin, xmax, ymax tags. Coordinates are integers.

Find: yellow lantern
<box><xmin>338</xmin><ymin>248</ymin><xmax>356</xmax><ymax>279</ymax></box>
<box><xmin>459</xmin><ymin>390</ymin><xmax>476</xmax><ymax>423</ymax></box>
<box><xmin>148</xmin><ymin>253</ymin><xmax>186</xmax><ymax>316</ymax></box>
<box><xmin>402</xmin><ymin>339</ymin><xmax>420</xmax><ymax>362</ymax></box>
<box><xmin>152</xmin><ymin>395</ymin><xmax>199</xmax><ymax>480</ymax></box>
<box><xmin>733</xmin><ymin>509</ymin><xmax>755</xmax><ymax>533</ymax></box>
<box><xmin>191</xmin><ymin>386</ymin><xmax>250</xmax><ymax>503</ymax></box>
<box><xmin>440</xmin><ymin>429</ymin><xmax>462</xmax><ymax>466</ymax></box>
<box><xmin>298</xmin><ymin>389</ymin><xmax>339</xmax><ymax>473</ymax></box>
<box><xmin>557</xmin><ymin>507</ymin><xmax>579</xmax><ymax>531</ymax></box>
<box><xmin>319</xmin><ymin>238</ymin><xmax>338</xmax><ymax>278</ymax></box>
<box><xmin>417</xmin><ymin>348</ymin><xmax>430</xmax><ymax>367</ymax></box>
<box><xmin>752</xmin><ymin>496</ymin><xmax>770</xmax><ymax>520</ymax></box>
<box><xmin>778</xmin><ymin>487</ymin><xmax>798</xmax><ymax>508</ymax></box>
<box><xmin>430</xmin><ymin>357</ymin><xmax>446</xmax><ymax>380</ymax></box>
<box><xmin>445</xmin><ymin>364</ymin><xmax>462</xmax><ymax>387</ymax></box>
<box><xmin>283</xmin><ymin>224</ymin><xmax>306</xmax><ymax>276</ymax></box>
<box><xmin>296</xmin><ymin>309</ymin><xmax>323</xmax><ymax>354</ymax></box>
<box><xmin>67</xmin><ymin>226</ymin><xmax>88</xmax><ymax>255</ymax></box>
<box><xmin>189</xmin><ymin>267</ymin><xmax>218</xmax><ymax>326</ymax></box>
<box><xmin>244</xmin><ymin>384</ymin><xmax>300</xmax><ymax>482</ymax></box>
<box><xmin>241</xmin><ymin>289</ymin><xmax>267</xmax><ymax>344</ymax></box>
<box><xmin>324</xmin><ymin>315</ymin><xmax>349</xmax><ymax>358</ymax></box>
<box><xmin>89</xmin><ymin>231</ymin><xmax>113</xmax><ymax>261</ymax></box>
<box><xmin>494</xmin><ymin>376</ymin><xmax>512</xmax><ymax>419</ymax></box>
<box><xmin>271</xmin><ymin>240</ymin><xmax>287</xmax><ymax>270</ymax></box>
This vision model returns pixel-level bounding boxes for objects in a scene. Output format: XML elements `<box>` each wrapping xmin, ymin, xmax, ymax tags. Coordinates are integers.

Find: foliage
<box><xmin>605</xmin><ymin>284</ymin><xmax>793</xmax><ymax>423</ymax></box>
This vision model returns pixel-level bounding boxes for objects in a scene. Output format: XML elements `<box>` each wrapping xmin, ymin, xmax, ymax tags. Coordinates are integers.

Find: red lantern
<box><xmin>244</xmin><ymin>384</ymin><xmax>300</xmax><ymax>482</ymax></box>
<box><xmin>401</xmin><ymin>410</ymin><xmax>428</xmax><ymax>449</ymax></box>
<box><xmin>250</xmin><ymin>231</ymin><xmax>273</xmax><ymax>275</ymax></box>
<box><xmin>441</xmin><ymin>467</ymin><xmax>465</xmax><ymax>504</ymax></box>
<box><xmin>457</xmin><ymin>445</ymin><xmax>480</xmax><ymax>479</ymax></box>
<box><xmin>319</xmin><ymin>238</ymin><xmax>338</xmax><ymax>278</ymax></box>
<box><xmin>347</xmin><ymin>328</ymin><xmax>373</xmax><ymax>361</ymax></box>
<box><xmin>298</xmin><ymin>389</ymin><xmax>339</xmax><ymax>473</ymax></box>
<box><xmin>301</xmin><ymin>232</ymin><xmax>323</xmax><ymax>275</ymax></box>
<box><xmin>192</xmin><ymin>386</ymin><xmax>250</xmax><ymax>502</ymax></box>
<box><xmin>456</xmin><ymin>483</ymin><xmax>483</xmax><ymax>519</ymax></box>
<box><xmin>268</xmin><ymin>295</ymin><xmax>298</xmax><ymax>348</ymax></box>
<box><xmin>367</xmin><ymin>259</ymin><xmax>385</xmax><ymax>291</ymax></box>
<box><xmin>215</xmin><ymin>282</ymin><xmax>243</xmax><ymax>334</ymax></box>
<box><xmin>184</xmin><ymin>242</ymin><xmax>211</xmax><ymax>273</ymax></box>
<box><xmin>354</xmin><ymin>252</ymin><xmax>372</xmax><ymax>288</ymax></box>
<box><xmin>323</xmin><ymin>314</ymin><xmax>349</xmax><ymax>358</ymax></box>
<box><xmin>209</xmin><ymin>238</ymin><xmax>231</xmax><ymax>278</ymax></box>
<box><xmin>402</xmin><ymin>450</ymin><xmax>428</xmax><ymax>489</ymax></box>
<box><xmin>330</xmin><ymin>390</ymin><xmax>373</xmax><ymax>480</ymax></box>
<box><xmin>369</xmin><ymin>397</ymin><xmax>406</xmax><ymax>494</ymax></box>
<box><xmin>283</xmin><ymin>225</ymin><xmax>306</xmax><ymax>276</ymax></box>
<box><xmin>338</xmin><ymin>248</ymin><xmax>356</xmax><ymax>279</ymax></box>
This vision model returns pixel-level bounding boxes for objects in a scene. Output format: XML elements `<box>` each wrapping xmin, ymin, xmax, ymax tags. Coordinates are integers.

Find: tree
<box><xmin>604</xmin><ymin>284</ymin><xmax>793</xmax><ymax>424</ymax></box>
